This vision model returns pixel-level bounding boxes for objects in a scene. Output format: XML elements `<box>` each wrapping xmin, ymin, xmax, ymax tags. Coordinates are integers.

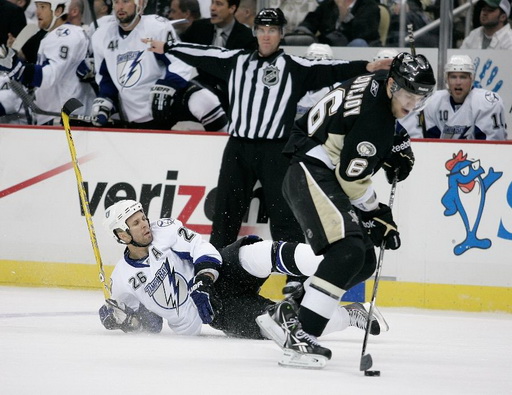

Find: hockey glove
<box><xmin>360</xmin><ymin>203</ymin><xmax>401</xmax><ymax>250</ymax></box>
<box><xmin>0</xmin><ymin>45</ymin><xmax>25</xmax><ymax>81</ymax></box>
<box><xmin>99</xmin><ymin>299</ymin><xmax>141</xmax><ymax>333</ymax></box>
<box><xmin>383</xmin><ymin>130</ymin><xmax>415</xmax><ymax>184</ymax></box>
<box><xmin>150</xmin><ymin>79</ymin><xmax>176</xmax><ymax>125</ymax></box>
<box><xmin>76</xmin><ymin>58</ymin><xmax>95</xmax><ymax>83</ymax></box>
<box><xmin>190</xmin><ymin>274</ymin><xmax>221</xmax><ymax>324</ymax></box>
<box><xmin>91</xmin><ymin>97</ymin><xmax>114</xmax><ymax>127</ymax></box>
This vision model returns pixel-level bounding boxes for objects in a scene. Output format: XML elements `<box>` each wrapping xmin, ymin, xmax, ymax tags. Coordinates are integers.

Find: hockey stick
<box><xmin>359</xmin><ymin>173</ymin><xmax>399</xmax><ymax>372</ymax></box>
<box><xmin>9</xmin><ymin>80</ymin><xmax>99</xmax><ymax>124</ymax></box>
<box><xmin>406</xmin><ymin>24</ymin><xmax>428</xmax><ymax>138</ymax></box>
<box><xmin>61</xmin><ymin>98</ymin><xmax>110</xmax><ymax>300</ymax></box>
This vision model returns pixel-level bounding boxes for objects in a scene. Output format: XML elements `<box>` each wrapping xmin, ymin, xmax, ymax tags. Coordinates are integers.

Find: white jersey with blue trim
<box><xmin>91</xmin><ymin>15</ymin><xmax>194</xmax><ymax>123</ymax></box>
<box><xmin>109</xmin><ymin>218</ymin><xmax>222</xmax><ymax>336</ymax></box>
<box><xmin>404</xmin><ymin>88</ymin><xmax>508</xmax><ymax>140</ymax></box>
<box><xmin>34</xmin><ymin>23</ymin><xmax>96</xmax><ymax>125</ymax></box>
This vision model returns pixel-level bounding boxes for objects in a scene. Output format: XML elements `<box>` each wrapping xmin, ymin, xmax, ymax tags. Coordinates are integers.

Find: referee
<box><xmin>145</xmin><ymin>8</ymin><xmax>391</xmax><ymax>250</ymax></box>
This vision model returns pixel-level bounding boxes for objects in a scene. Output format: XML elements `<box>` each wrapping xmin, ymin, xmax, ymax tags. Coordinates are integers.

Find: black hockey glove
<box><xmin>150</xmin><ymin>79</ymin><xmax>176</xmax><ymax>125</ymax></box>
<box><xmin>383</xmin><ymin>130</ymin><xmax>415</xmax><ymax>184</ymax></box>
<box><xmin>190</xmin><ymin>274</ymin><xmax>221</xmax><ymax>324</ymax></box>
<box><xmin>360</xmin><ymin>203</ymin><xmax>401</xmax><ymax>250</ymax></box>
<box><xmin>99</xmin><ymin>299</ymin><xmax>141</xmax><ymax>333</ymax></box>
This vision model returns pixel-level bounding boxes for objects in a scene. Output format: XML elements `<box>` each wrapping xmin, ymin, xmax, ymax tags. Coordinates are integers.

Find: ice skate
<box><xmin>256</xmin><ymin>300</ymin><xmax>298</xmax><ymax>348</ymax></box>
<box><xmin>279</xmin><ymin>322</ymin><xmax>331</xmax><ymax>369</ymax></box>
<box><xmin>345</xmin><ymin>302</ymin><xmax>389</xmax><ymax>335</ymax></box>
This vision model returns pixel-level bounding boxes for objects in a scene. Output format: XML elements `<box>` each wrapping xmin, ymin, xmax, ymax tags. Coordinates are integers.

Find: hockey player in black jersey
<box><xmin>257</xmin><ymin>52</ymin><xmax>436</xmax><ymax>368</ymax></box>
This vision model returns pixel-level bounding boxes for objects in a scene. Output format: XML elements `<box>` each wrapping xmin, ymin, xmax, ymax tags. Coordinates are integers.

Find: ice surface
<box><xmin>1</xmin><ymin>286</ymin><xmax>511</xmax><ymax>395</ymax></box>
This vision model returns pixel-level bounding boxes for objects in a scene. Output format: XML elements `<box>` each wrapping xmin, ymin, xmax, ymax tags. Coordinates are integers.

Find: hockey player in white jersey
<box><xmin>0</xmin><ymin>0</ymin><xmax>95</xmax><ymax>125</ymax></box>
<box><xmin>400</xmin><ymin>54</ymin><xmax>508</xmax><ymax>140</ymax></box>
<box><xmin>90</xmin><ymin>0</ymin><xmax>227</xmax><ymax>130</ymax></box>
<box><xmin>99</xmin><ymin>200</ymin><xmax>388</xmax><ymax>339</ymax></box>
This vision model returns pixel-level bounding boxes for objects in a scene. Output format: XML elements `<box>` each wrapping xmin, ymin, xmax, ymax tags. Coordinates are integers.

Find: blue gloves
<box><xmin>190</xmin><ymin>274</ymin><xmax>221</xmax><ymax>324</ymax></box>
<box><xmin>0</xmin><ymin>45</ymin><xmax>25</xmax><ymax>81</ymax></box>
<box><xmin>99</xmin><ymin>299</ymin><xmax>141</xmax><ymax>332</ymax></box>
<box><xmin>91</xmin><ymin>97</ymin><xmax>114</xmax><ymax>127</ymax></box>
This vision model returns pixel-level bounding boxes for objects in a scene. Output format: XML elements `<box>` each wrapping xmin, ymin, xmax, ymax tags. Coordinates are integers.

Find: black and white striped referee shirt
<box><xmin>166</xmin><ymin>42</ymin><xmax>369</xmax><ymax>140</ymax></box>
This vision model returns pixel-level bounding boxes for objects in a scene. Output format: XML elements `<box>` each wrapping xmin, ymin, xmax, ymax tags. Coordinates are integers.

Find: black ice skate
<box><xmin>345</xmin><ymin>302</ymin><xmax>389</xmax><ymax>335</ymax></box>
<box><xmin>279</xmin><ymin>322</ymin><xmax>332</xmax><ymax>369</ymax></box>
<box><xmin>256</xmin><ymin>300</ymin><xmax>331</xmax><ymax>369</ymax></box>
<box><xmin>256</xmin><ymin>300</ymin><xmax>298</xmax><ymax>348</ymax></box>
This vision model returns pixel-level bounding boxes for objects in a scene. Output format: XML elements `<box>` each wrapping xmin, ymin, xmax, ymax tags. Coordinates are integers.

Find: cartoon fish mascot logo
<box><xmin>441</xmin><ymin>150</ymin><xmax>502</xmax><ymax>255</ymax></box>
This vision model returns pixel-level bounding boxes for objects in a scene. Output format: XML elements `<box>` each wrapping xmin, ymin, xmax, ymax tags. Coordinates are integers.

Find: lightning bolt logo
<box><xmin>117</xmin><ymin>51</ymin><xmax>144</xmax><ymax>88</ymax></box>
<box><xmin>163</xmin><ymin>258</ymin><xmax>180</xmax><ymax>315</ymax></box>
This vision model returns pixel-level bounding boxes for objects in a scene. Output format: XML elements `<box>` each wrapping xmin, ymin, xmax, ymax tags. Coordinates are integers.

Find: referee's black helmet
<box><xmin>254</xmin><ymin>8</ymin><xmax>287</xmax><ymax>27</ymax></box>
<box><xmin>389</xmin><ymin>52</ymin><xmax>436</xmax><ymax>97</ymax></box>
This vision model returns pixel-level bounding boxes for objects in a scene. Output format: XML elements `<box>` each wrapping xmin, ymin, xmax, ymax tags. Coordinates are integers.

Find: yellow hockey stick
<box><xmin>61</xmin><ymin>98</ymin><xmax>110</xmax><ymax>299</ymax></box>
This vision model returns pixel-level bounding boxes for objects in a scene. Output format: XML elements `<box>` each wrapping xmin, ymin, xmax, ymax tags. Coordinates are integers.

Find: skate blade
<box><xmin>363</xmin><ymin>303</ymin><xmax>390</xmax><ymax>332</ymax></box>
<box><xmin>278</xmin><ymin>349</ymin><xmax>327</xmax><ymax>369</ymax></box>
<box><xmin>256</xmin><ymin>312</ymin><xmax>286</xmax><ymax>348</ymax></box>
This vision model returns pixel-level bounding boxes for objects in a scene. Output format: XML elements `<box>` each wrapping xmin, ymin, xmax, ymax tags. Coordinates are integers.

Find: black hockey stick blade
<box><xmin>360</xmin><ymin>353</ymin><xmax>373</xmax><ymax>371</ymax></box>
<box><xmin>62</xmin><ymin>98</ymin><xmax>84</xmax><ymax>116</ymax></box>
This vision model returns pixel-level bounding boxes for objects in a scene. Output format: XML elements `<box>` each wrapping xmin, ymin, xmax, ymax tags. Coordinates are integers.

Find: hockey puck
<box><xmin>364</xmin><ymin>370</ymin><xmax>381</xmax><ymax>377</ymax></box>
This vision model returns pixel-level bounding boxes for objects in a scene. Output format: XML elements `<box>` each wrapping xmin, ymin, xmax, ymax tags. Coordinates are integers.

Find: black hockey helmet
<box><xmin>388</xmin><ymin>52</ymin><xmax>436</xmax><ymax>97</ymax></box>
<box><xmin>254</xmin><ymin>8</ymin><xmax>287</xmax><ymax>27</ymax></box>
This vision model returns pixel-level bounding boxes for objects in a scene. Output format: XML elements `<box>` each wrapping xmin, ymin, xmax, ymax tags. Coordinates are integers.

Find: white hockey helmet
<box><xmin>373</xmin><ymin>48</ymin><xmax>398</xmax><ymax>61</ymax></box>
<box><xmin>444</xmin><ymin>54</ymin><xmax>475</xmax><ymax>78</ymax></box>
<box><xmin>305</xmin><ymin>43</ymin><xmax>334</xmax><ymax>60</ymax></box>
<box><xmin>103</xmin><ymin>200</ymin><xmax>144</xmax><ymax>242</ymax></box>
<box><xmin>35</xmin><ymin>0</ymin><xmax>70</xmax><ymax>31</ymax></box>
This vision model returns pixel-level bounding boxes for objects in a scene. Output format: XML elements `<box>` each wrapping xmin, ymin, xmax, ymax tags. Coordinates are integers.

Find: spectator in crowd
<box><xmin>399</xmin><ymin>54</ymin><xmax>508</xmax><ymax>140</ymax></box>
<box><xmin>181</xmin><ymin>0</ymin><xmax>255</xmax><ymax>49</ymax></box>
<box><xmin>0</xmin><ymin>0</ymin><xmax>95</xmax><ymax>125</ymax></box>
<box><xmin>90</xmin><ymin>0</ymin><xmax>227</xmax><ymax>130</ymax></box>
<box><xmin>235</xmin><ymin>0</ymin><xmax>256</xmax><ymax>28</ymax></box>
<box><xmin>293</xmin><ymin>0</ymin><xmax>381</xmax><ymax>47</ymax></box>
<box><xmin>268</xmin><ymin>0</ymin><xmax>317</xmax><ymax>35</ymax></box>
<box><xmin>168</xmin><ymin>0</ymin><xmax>201</xmax><ymax>37</ymax></box>
<box><xmin>0</xmin><ymin>0</ymin><xmax>27</xmax><ymax>46</ymax></box>
<box><xmin>460</xmin><ymin>0</ymin><xmax>512</xmax><ymax>49</ymax></box>
<box><xmin>387</xmin><ymin>0</ymin><xmax>437</xmax><ymax>47</ymax></box>
<box><xmin>180</xmin><ymin>0</ymin><xmax>256</xmax><ymax>110</ymax></box>
<box><xmin>144</xmin><ymin>8</ymin><xmax>392</xmax><ymax>251</ymax></box>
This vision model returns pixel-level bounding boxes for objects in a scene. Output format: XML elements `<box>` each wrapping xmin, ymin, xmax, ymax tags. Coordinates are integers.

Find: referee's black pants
<box><xmin>210</xmin><ymin>136</ymin><xmax>305</xmax><ymax>248</ymax></box>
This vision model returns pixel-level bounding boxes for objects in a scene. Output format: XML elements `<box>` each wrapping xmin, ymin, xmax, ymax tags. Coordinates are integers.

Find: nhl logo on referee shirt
<box><xmin>262</xmin><ymin>65</ymin><xmax>279</xmax><ymax>86</ymax></box>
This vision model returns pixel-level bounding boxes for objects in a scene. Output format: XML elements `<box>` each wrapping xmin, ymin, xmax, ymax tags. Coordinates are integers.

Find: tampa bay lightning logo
<box><xmin>56</xmin><ymin>27</ymin><xmax>70</xmax><ymax>37</ymax></box>
<box><xmin>144</xmin><ymin>258</ymin><xmax>189</xmax><ymax>313</ymax></box>
<box><xmin>441</xmin><ymin>150</ymin><xmax>502</xmax><ymax>255</ymax></box>
<box><xmin>117</xmin><ymin>51</ymin><xmax>144</xmax><ymax>88</ymax></box>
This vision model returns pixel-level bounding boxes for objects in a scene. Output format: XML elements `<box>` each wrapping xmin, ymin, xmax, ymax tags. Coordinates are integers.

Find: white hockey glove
<box><xmin>0</xmin><ymin>44</ymin><xmax>25</xmax><ymax>81</ymax></box>
<box><xmin>91</xmin><ymin>97</ymin><xmax>114</xmax><ymax>127</ymax></box>
<box><xmin>150</xmin><ymin>79</ymin><xmax>176</xmax><ymax>125</ymax></box>
<box><xmin>99</xmin><ymin>299</ymin><xmax>141</xmax><ymax>333</ymax></box>
<box><xmin>76</xmin><ymin>58</ymin><xmax>95</xmax><ymax>82</ymax></box>
<box><xmin>190</xmin><ymin>274</ymin><xmax>221</xmax><ymax>324</ymax></box>
<box><xmin>383</xmin><ymin>130</ymin><xmax>415</xmax><ymax>184</ymax></box>
<box><xmin>360</xmin><ymin>203</ymin><xmax>401</xmax><ymax>250</ymax></box>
